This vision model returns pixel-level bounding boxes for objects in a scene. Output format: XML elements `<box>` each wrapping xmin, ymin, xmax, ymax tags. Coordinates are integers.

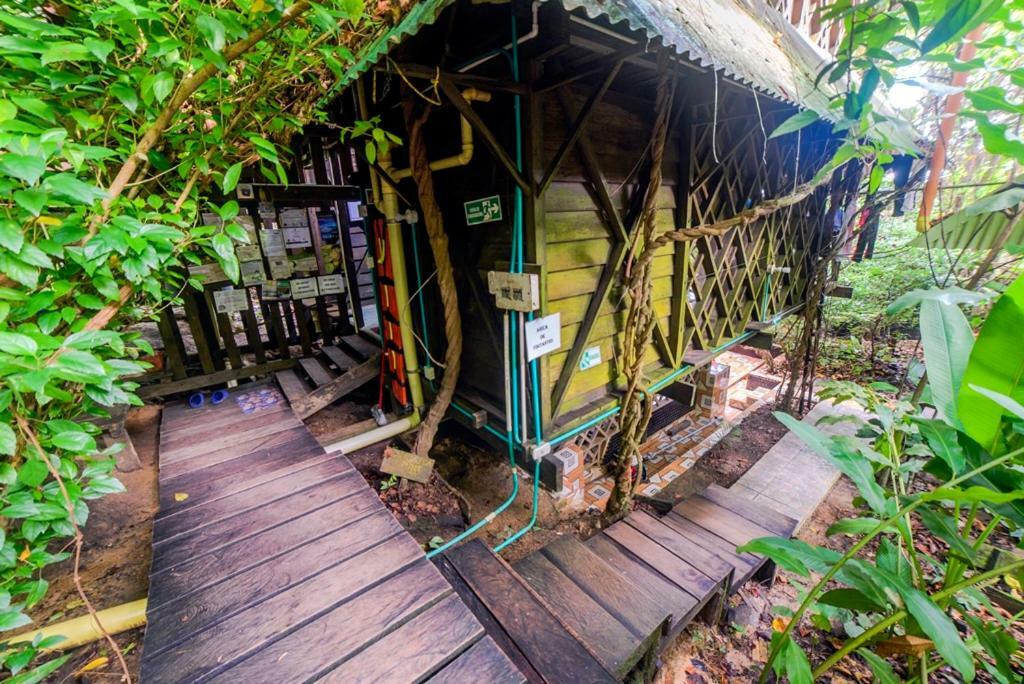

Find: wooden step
<box><xmin>436</xmin><ymin>539</ymin><xmax>616</xmax><ymax>684</ymax></box>
<box><xmin>515</xmin><ymin>536</ymin><xmax>670</xmax><ymax>680</ymax></box>
<box><xmin>667</xmin><ymin>484</ymin><xmax>797</xmax><ymax>591</ymax></box>
<box><xmin>586</xmin><ymin>512</ymin><xmax>732</xmax><ymax>641</ymax></box>
<box><xmin>275</xmin><ymin>369</ymin><xmax>311</xmax><ymax>407</ymax></box>
<box><xmin>340</xmin><ymin>334</ymin><xmax>380</xmax><ymax>361</ymax></box>
<box><xmin>291</xmin><ymin>354</ymin><xmax>380</xmax><ymax>420</ymax></box>
<box><xmin>298</xmin><ymin>357</ymin><xmax>334</xmax><ymax>387</ymax></box>
<box><xmin>321</xmin><ymin>345</ymin><xmax>358</xmax><ymax>373</ymax></box>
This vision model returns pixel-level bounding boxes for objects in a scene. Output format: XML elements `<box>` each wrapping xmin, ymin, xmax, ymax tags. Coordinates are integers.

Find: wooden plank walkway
<box><xmin>141</xmin><ymin>383</ymin><xmax>522</xmax><ymax>683</ymax></box>
<box><xmin>440</xmin><ymin>484</ymin><xmax>796</xmax><ymax>682</ymax></box>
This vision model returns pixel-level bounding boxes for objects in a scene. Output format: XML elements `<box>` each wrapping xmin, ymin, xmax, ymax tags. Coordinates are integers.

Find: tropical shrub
<box><xmin>748</xmin><ymin>274</ymin><xmax>1024</xmax><ymax>682</ymax></box>
<box><xmin>0</xmin><ymin>1</ymin><xmax>375</xmax><ymax>678</ymax></box>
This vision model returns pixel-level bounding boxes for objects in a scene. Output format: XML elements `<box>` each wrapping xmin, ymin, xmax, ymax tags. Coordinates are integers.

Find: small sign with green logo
<box><xmin>464</xmin><ymin>195</ymin><xmax>502</xmax><ymax>225</ymax></box>
<box><xmin>579</xmin><ymin>345</ymin><xmax>602</xmax><ymax>371</ymax></box>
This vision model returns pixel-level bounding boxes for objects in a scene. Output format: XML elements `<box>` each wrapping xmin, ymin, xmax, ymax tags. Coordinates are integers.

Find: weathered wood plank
<box><xmin>427</xmin><ymin>636</ymin><xmax>526</xmax><ymax>684</ymax></box>
<box><xmin>434</xmin><ymin>556</ymin><xmax>545</xmax><ymax>684</ymax></box>
<box><xmin>583</xmin><ymin>534</ymin><xmax>699</xmax><ymax>633</ymax></box>
<box><xmin>158</xmin><ymin>443</ymin><xmax>331</xmax><ymax>511</ymax></box>
<box><xmin>299</xmin><ymin>357</ymin><xmax>335</xmax><ymax>387</ymax></box>
<box><xmin>340</xmin><ymin>334</ymin><xmax>381</xmax><ymax>361</ymax></box>
<box><xmin>321</xmin><ymin>344</ymin><xmax>357</xmax><ymax>371</ymax></box>
<box><xmin>139</xmin><ymin>358</ymin><xmax>298</xmax><ymax>399</ymax></box>
<box><xmin>603</xmin><ymin>522</ymin><xmax>720</xmax><ymax>598</ymax></box>
<box><xmin>292</xmin><ymin>354</ymin><xmax>380</xmax><ymax>420</ymax></box>
<box><xmin>673</xmin><ymin>495</ymin><xmax>776</xmax><ymax>548</ymax></box>
<box><xmin>159</xmin><ymin>396</ymin><xmax>290</xmax><ymax>436</ymax></box>
<box><xmin>699</xmin><ymin>483</ymin><xmax>797</xmax><ymax>537</ymax></box>
<box><xmin>659</xmin><ymin>510</ymin><xmax>760</xmax><ymax>578</ymax></box>
<box><xmin>151</xmin><ymin>473</ymin><xmax>370</xmax><ymax>570</ymax></box>
<box><xmin>143</xmin><ymin>531</ymin><xmax>421</xmax><ymax>683</ymax></box>
<box><xmin>275</xmin><ymin>369</ymin><xmax>311</xmax><ymax>406</ymax></box>
<box><xmin>152</xmin><ymin>458</ymin><xmax>357</xmax><ymax>543</ymax></box>
<box><xmin>158</xmin><ymin>429</ymin><xmax>321</xmax><ymax>492</ymax></box>
<box><xmin>145</xmin><ymin>512</ymin><xmax>407</xmax><ymax>658</ymax></box>
<box><xmin>539</xmin><ymin>535</ymin><xmax>669</xmax><ymax>642</ymax></box>
<box><xmin>160</xmin><ymin>416</ymin><xmax>304</xmax><ymax>463</ymax></box>
<box><xmin>158</xmin><ymin>425</ymin><xmax>318</xmax><ymax>480</ymax></box>
<box><xmin>446</xmin><ymin>540</ymin><xmax>615</xmax><ymax>683</ymax></box>
<box><xmin>158</xmin><ymin>409</ymin><xmax>301</xmax><ymax>454</ymax></box>
<box><xmin>318</xmin><ymin>594</ymin><xmax>484</xmax><ymax>683</ymax></box>
<box><xmin>207</xmin><ymin>562</ymin><xmax>455</xmax><ymax>683</ymax></box>
<box><xmin>149</xmin><ymin>492</ymin><xmax>384</xmax><ymax>610</ymax></box>
<box><xmin>513</xmin><ymin>553</ymin><xmax>637</xmax><ymax>677</ymax></box>
<box><xmin>625</xmin><ymin>512</ymin><xmax>735</xmax><ymax>587</ymax></box>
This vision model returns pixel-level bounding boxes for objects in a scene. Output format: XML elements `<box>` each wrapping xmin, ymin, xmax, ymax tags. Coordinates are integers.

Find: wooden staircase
<box><xmin>437</xmin><ymin>484</ymin><xmax>797</xmax><ymax>682</ymax></box>
<box><xmin>275</xmin><ymin>334</ymin><xmax>380</xmax><ymax>419</ymax></box>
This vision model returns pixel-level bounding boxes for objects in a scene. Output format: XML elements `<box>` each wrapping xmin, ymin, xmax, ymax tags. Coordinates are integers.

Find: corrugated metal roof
<box><xmin>340</xmin><ymin>0</ymin><xmax>837</xmax><ymax>116</ymax></box>
<box><xmin>560</xmin><ymin>0</ymin><xmax>835</xmax><ymax>115</ymax></box>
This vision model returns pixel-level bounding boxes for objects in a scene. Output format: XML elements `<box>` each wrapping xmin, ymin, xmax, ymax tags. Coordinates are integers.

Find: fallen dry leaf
<box><xmin>876</xmin><ymin>635</ymin><xmax>933</xmax><ymax>658</ymax></box>
<box><xmin>174</xmin><ymin>492</ymin><xmax>189</xmax><ymax>502</ymax></box>
<box><xmin>771</xmin><ymin>616</ymin><xmax>789</xmax><ymax>632</ymax></box>
<box><xmin>75</xmin><ymin>656</ymin><xmax>108</xmax><ymax>675</ymax></box>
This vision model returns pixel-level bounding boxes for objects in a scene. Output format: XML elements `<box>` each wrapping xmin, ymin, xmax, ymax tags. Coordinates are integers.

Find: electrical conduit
<box><xmin>494</xmin><ymin>8</ymin><xmax>544</xmax><ymax>554</ymax></box>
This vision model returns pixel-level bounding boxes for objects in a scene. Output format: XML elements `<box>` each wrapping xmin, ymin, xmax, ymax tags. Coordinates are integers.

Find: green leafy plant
<box><xmin>379</xmin><ymin>473</ymin><xmax>399</xmax><ymax>492</ymax></box>
<box><xmin>748</xmin><ymin>275</ymin><xmax>1024</xmax><ymax>682</ymax></box>
<box><xmin>0</xmin><ymin>0</ymin><xmax>387</xmax><ymax>678</ymax></box>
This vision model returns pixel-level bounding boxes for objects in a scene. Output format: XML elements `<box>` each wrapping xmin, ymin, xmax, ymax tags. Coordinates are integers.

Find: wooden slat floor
<box><xmin>141</xmin><ymin>384</ymin><xmax>523</xmax><ymax>684</ymax></box>
<box><xmin>442</xmin><ymin>484</ymin><xmax>797</xmax><ymax>682</ymax></box>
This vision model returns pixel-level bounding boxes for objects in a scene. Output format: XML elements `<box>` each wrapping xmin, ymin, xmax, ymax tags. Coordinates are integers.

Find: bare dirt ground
<box><xmin>34</xmin><ymin>406</ymin><xmax>160</xmax><ymax>683</ymax></box>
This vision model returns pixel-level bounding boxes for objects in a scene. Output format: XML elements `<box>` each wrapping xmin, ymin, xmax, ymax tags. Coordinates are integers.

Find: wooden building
<box><xmin>147</xmin><ymin>0</ymin><xmax>861</xmax><ymax>490</ymax></box>
<box><xmin>330</xmin><ymin>0</ymin><xmax>855</xmax><ymax>480</ymax></box>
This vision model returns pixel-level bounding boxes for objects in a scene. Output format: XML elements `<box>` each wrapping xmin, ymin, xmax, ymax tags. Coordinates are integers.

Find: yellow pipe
<box><xmin>8</xmin><ymin>598</ymin><xmax>147</xmax><ymax>652</ymax></box>
<box><xmin>358</xmin><ymin>78</ymin><xmax>425</xmax><ymax>420</ymax></box>
<box><xmin>388</xmin><ymin>89</ymin><xmax>492</xmax><ymax>180</ymax></box>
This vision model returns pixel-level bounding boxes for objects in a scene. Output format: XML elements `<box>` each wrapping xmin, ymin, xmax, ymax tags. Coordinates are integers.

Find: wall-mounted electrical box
<box><xmin>486</xmin><ymin>271</ymin><xmax>540</xmax><ymax>312</ymax></box>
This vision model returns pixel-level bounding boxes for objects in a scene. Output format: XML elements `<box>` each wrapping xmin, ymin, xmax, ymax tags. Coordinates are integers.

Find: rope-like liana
<box><xmin>609</xmin><ymin>51</ymin><xmax>674</xmax><ymax>518</ymax></box>
<box><xmin>402</xmin><ymin>93</ymin><xmax>464</xmax><ymax>459</ymax></box>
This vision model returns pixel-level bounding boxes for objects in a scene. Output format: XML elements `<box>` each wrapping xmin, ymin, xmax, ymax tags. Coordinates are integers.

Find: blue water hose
<box><xmin>494</xmin><ymin>8</ymin><xmax>543</xmax><ymax>554</ymax></box>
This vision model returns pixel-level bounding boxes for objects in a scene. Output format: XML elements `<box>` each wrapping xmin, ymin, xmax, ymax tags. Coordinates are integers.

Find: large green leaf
<box><xmin>959</xmin><ymin>274</ymin><xmax>1024</xmax><ymax>452</ymax></box>
<box><xmin>917</xmin><ymin>505</ymin><xmax>977</xmax><ymax>563</ymax></box>
<box><xmin>897</xmin><ymin>585</ymin><xmax>974</xmax><ymax>680</ymax></box>
<box><xmin>913</xmin><ymin>418</ymin><xmax>965</xmax><ymax>475</ymax></box>
<box><xmin>775</xmin><ymin>412</ymin><xmax>889</xmax><ymax>514</ymax></box>
<box><xmin>920</xmin><ymin>299</ymin><xmax>974</xmax><ymax>426</ymax></box>
<box><xmin>737</xmin><ymin>536</ymin><xmax>840</xmax><ymax>576</ymax></box>
<box><xmin>857</xmin><ymin>648</ymin><xmax>899</xmax><ymax>684</ymax></box>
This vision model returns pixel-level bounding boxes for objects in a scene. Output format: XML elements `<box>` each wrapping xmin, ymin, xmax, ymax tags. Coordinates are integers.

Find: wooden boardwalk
<box><xmin>141</xmin><ymin>385</ymin><xmax>522</xmax><ymax>683</ymax></box>
<box><xmin>440</xmin><ymin>484</ymin><xmax>796</xmax><ymax>682</ymax></box>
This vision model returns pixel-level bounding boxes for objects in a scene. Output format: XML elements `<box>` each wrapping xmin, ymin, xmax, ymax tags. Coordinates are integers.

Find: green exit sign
<box><xmin>464</xmin><ymin>195</ymin><xmax>502</xmax><ymax>226</ymax></box>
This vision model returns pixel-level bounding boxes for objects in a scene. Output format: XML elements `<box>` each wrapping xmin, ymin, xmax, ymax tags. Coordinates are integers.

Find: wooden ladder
<box><xmin>275</xmin><ymin>335</ymin><xmax>381</xmax><ymax>420</ymax></box>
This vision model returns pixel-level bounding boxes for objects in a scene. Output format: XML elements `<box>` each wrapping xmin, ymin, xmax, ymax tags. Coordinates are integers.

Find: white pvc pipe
<box><xmin>323</xmin><ymin>415</ymin><xmax>417</xmax><ymax>454</ymax></box>
<box><xmin>457</xmin><ymin>1</ymin><xmax>540</xmax><ymax>73</ymax></box>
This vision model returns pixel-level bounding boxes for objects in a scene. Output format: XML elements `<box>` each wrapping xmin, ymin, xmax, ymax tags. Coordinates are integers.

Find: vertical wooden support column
<box><xmin>670</xmin><ymin>99</ymin><xmax>693</xmax><ymax>364</ymax></box>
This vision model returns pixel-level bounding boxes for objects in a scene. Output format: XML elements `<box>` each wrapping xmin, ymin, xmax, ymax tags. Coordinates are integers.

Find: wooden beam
<box><xmin>549</xmin><ymin>241</ymin><xmax>628</xmax><ymax>417</ymax></box>
<box><xmin>138</xmin><ymin>359</ymin><xmax>297</xmax><ymax>399</ymax></box>
<box><xmin>437</xmin><ymin>77</ymin><xmax>531</xmax><ymax>195</ymax></box>
<box><xmin>537</xmin><ymin>61</ymin><xmax>623</xmax><ymax>197</ymax></box>
<box><xmin>534</xmin><ymin>44</ymin><xmax>643</xmax><ymax>94</ymax></box>
<box><xmin>555</xmin><ymin>89</ymin><xmax>627</xmax><ymax>242</ymax></box>
<box><xmin>671</xmin><ymin>104</ymin><xmax>694</xmax><ymax>362</ymax></box>
<box><xmin>379</xmin><ymin>63</ymin><xmax>528</xmax><ymax>96</ymax></box>
<box><xmin>291</xmin><ymin>354</ymin><xmax>381</xmax><ymax>419</ymax></box>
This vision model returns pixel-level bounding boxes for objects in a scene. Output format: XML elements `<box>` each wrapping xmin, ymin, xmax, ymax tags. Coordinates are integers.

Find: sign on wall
<box><xmin>579</xmin><ymin>345</ymin><xmax>602</xmax><ymax>371</ymax></box>
<box><xmin>524</xmin><ymin>312</ymin><xmax>561</xmax><ymax>361</ymax></box>
<box><xmin>464</xmin><ymin>195</ymin><xmax>502</xmax><ymax>226</ymax></box>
